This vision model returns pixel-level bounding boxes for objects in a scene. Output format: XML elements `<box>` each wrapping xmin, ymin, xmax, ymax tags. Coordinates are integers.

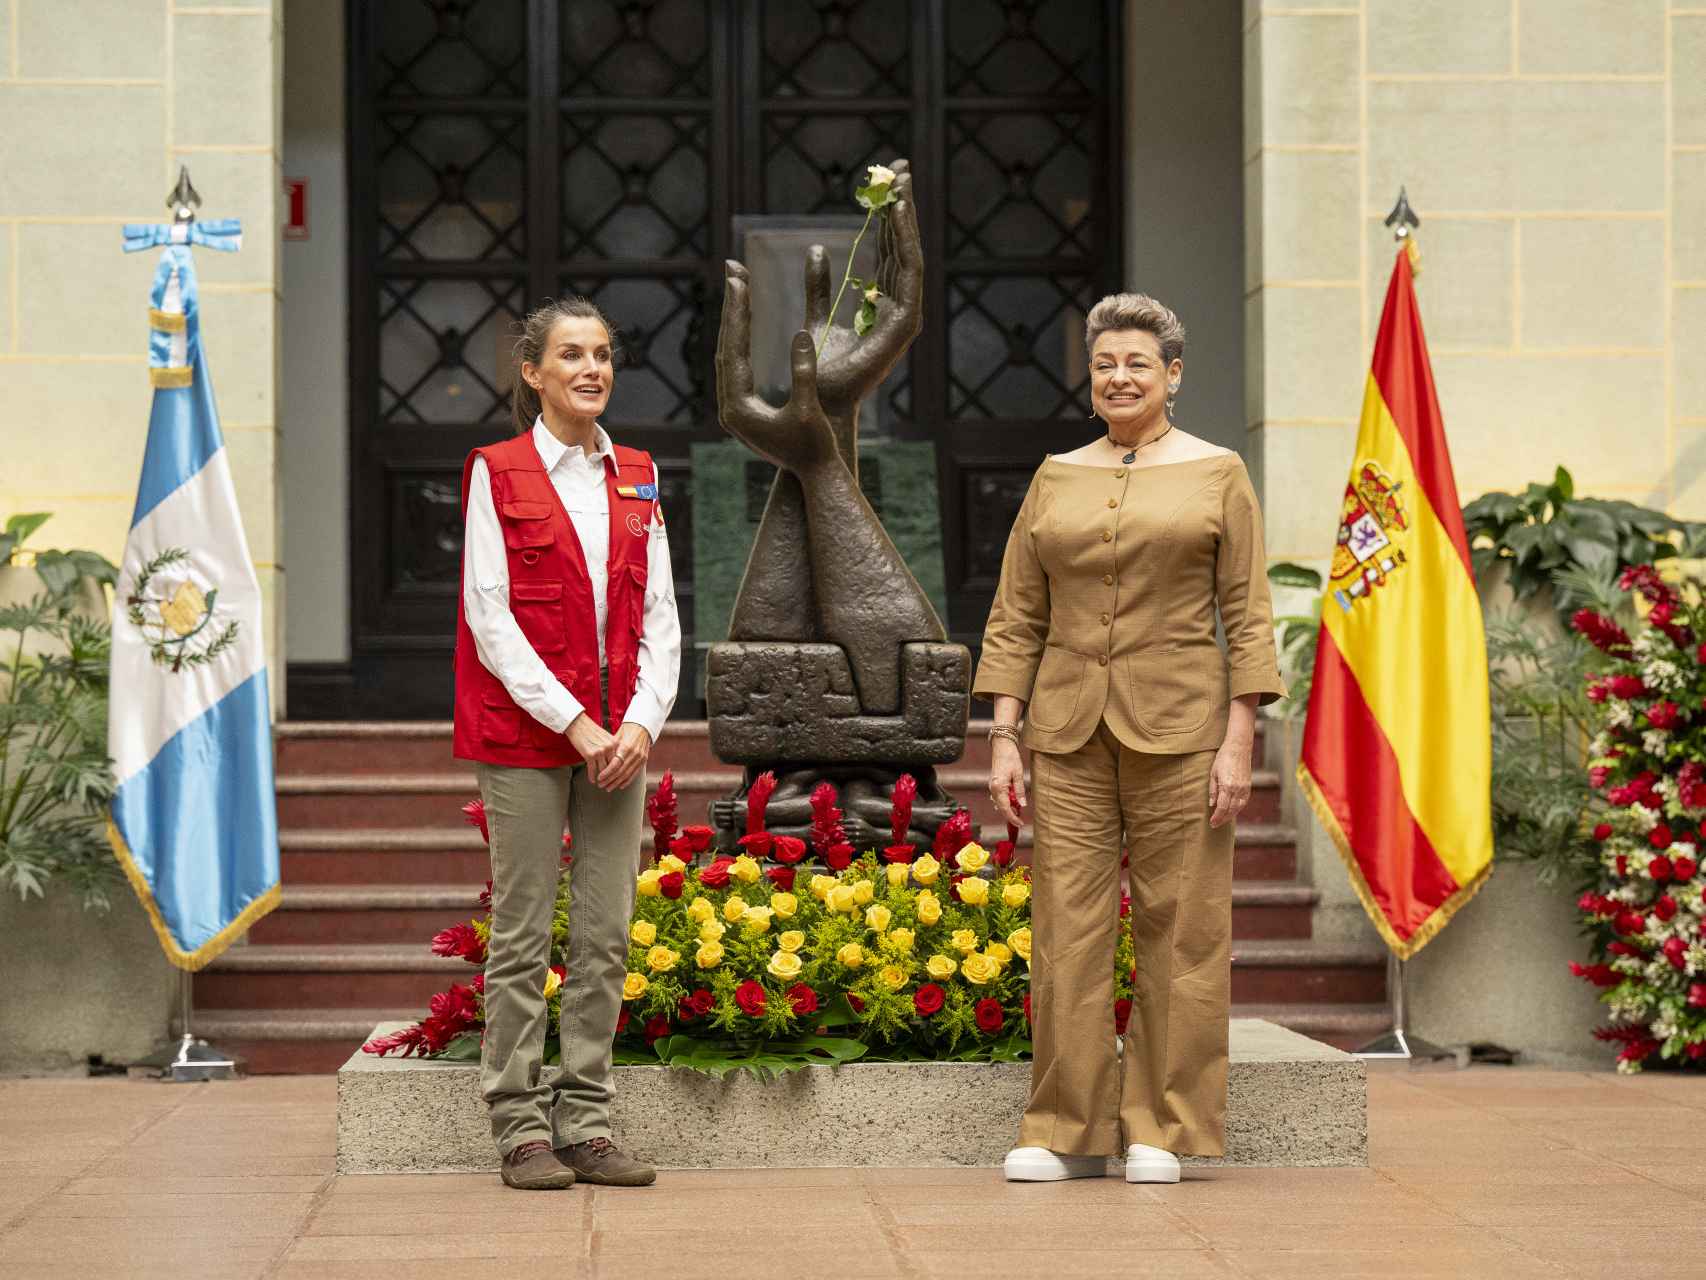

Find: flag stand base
<box><xmin>130</xmin><ymin>971</ymin><xmax>242</xmax><ymax>1082</ymax></box>
<box><xmin>1353</xmin><ymin>953</ymin><xmax>1464</xmax><ymax>1067</ymax></box>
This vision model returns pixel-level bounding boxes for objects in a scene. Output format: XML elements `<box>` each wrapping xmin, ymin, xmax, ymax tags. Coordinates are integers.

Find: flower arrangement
<box><xmin>1569</xmin><ymin>564</ymin><xmax>1706</xmax><ymax>1071</ymax></box>
<box><xmin>365</xmin><ymin>773</ymin><xmax>1138</xmax><ymax>1078</ymax></box>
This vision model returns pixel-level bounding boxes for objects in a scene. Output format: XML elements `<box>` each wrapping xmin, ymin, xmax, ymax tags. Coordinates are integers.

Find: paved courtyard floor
<box><xmin>0</xmin><ymin>1064</ymin><xmax>1702</xmax><ymax>1279</ymax></box>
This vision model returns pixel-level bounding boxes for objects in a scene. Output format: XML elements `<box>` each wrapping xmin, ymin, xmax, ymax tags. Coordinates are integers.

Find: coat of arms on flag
<box><xmin>1330</xmin><ymin>461</ymin><xmax>1409</xmax><ymax>612</ymax></box>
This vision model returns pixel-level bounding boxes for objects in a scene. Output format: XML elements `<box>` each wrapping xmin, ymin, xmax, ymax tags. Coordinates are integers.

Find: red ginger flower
<box><xmin>646</xmin><ymin>772</ymin><xmax>678</xmax><ymax>861</ymax></box>
<box><xmin>462</xmin><ymin>799</ymin><xmax>490</xmax><ymax>844</ymax></box>
<box><xmin>431</xmin><ymin>922</ymin><xmax>486</xmax><ymax>965</ymax></box>
<box><xmin>363</xmin><ymin>1023</ymin><xmax>433</xmax><ymax>1057</ymax></box>
<box><xmin>974</xmin><ymin>998</ymin><xmax>1005</xmax><ymax>1034</ymax></box>
<box><xmin>1572</xmin><ymin>608</ymin><xmax>1631</xmax><ymax>656</ymax></box>
<box><xmin>745</xmin><ymin>771</ymin><xmax>777</xmax><ymax>835</ymax></box>
<box><xmin>735</xmin><ymin>979</ymin><xmax>767</xmax><ymax>1017</ymax></box>
<box><xmin>808</xmin><ymin>782</ymin><xmax>846</xmax><ymax>860</ymax></box>
<box><xmin>1569</xmin><ymin>962</ymin><xmax>1620</xmax><ymax>988</ymax></box>
<box><xmin>1679</xmin><ymin>762</ymin><xmax>1706</xmax><ymax>809</ymax></box>
<box><xmin>890</xmin><ymin>773</ymin><xmax>917</xmax><ymax>847</ymax></box>
<box><xmin>933</xmin><ymin>809</ymin><xmax>974</xmax><ymax>860</ymax></box>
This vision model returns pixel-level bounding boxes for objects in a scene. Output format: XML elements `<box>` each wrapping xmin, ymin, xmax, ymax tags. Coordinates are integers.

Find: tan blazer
<box><xmin>972</xmin><ymin>452</ymin><xmax>1286</xmax><ymax>755</ymax></box>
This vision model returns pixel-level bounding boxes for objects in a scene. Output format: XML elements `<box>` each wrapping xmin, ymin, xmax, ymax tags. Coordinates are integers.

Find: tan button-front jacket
<box><xmin>972</xmin><ymin>452</ymin><xmax>1286</xmax><ymax>755</ymax></box>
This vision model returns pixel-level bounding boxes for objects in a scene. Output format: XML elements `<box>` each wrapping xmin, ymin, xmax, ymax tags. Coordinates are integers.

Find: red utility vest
<box><xmin>452</xmin><ymin>431</ymin><xmax>656</xmax><ymax>768</ymax></box>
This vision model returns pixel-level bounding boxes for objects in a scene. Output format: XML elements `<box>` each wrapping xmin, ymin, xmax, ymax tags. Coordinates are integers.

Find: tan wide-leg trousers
<box><xmin>475</xmin><ymin>758</ymin><xmax>644</xmax><ymax>1158</ymax></box>
<box><xmin>1020</xmin><ymin>721</ymin><xmax>1233</xmax><ymax>1157</ymax></box>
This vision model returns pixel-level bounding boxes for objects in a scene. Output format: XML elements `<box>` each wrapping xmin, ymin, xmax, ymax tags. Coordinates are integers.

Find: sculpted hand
<box><xmin>716</xmin><ymin>264</ymin><xmax>839</xmax><ymax>472</ymax></box>
<box><xmin>597</xmin><ymin>722</ymin><xmax>653</xmax><ymax>793</ymax></box>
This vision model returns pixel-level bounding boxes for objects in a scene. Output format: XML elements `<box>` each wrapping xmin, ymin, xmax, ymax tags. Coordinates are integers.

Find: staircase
<box><xmin>193</xmin><ymin>721</ymin><xmax>1386</xmax><ymax>1072</ymax></box>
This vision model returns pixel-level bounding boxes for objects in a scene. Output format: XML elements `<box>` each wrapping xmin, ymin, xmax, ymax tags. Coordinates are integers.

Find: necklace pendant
<box><xmin>1121</xmin><ymin>450</ymin><xmax>1136</xmax><ymax>465</ymax></box>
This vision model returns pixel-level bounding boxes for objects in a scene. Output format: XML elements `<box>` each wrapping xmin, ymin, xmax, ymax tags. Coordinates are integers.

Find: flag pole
<box><xmin>1350</xmin><ymin>188</ymin><xmax>1463</xmax><ymax>1068</ymax></box>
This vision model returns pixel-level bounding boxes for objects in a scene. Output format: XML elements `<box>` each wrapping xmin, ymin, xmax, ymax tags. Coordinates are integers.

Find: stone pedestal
<box><xmin>336</xmin><ymin>1018</ymin><xmax>1366</xmax><ymax>1172</ymax></box>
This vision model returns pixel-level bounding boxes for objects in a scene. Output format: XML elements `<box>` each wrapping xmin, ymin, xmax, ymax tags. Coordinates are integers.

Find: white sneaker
<box><xmin>1123</xmin><ymin>1143</ymin><xmax>1181</xmax><ymax>1183</ymax></box>
<box><xmin>1003</xmin><ymin>1146</ymin><xmax>1106</xmax><ymax>1181</ymax></box>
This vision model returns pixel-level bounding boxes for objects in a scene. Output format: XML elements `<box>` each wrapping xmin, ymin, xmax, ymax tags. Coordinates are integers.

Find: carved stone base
<box><xmin>709</xmin><ymin>765</ymin><xmax>959</xmax><ymax>855</ymax></box>
<box><xmin>706</xmin><ymin>641</ymin><xmax>970</xmax><ymax>767</ymax></box>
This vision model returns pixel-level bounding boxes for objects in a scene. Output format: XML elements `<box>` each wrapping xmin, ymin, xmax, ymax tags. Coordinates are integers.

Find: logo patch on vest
<box><xmin>616</xmin><ymin>483</ymin><xmax>657</xmax><ymax>500</ymax></box>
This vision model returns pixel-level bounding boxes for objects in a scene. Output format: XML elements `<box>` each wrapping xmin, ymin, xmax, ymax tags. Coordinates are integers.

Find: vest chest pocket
<box><xmin>510</xmin><ymin>580</ymin><xmax>566</xmax><ymax>654</ymax></box>
<box><xmin>498</xmin><ymin>501</ymin><xmax>555</xmax><ymax>553</ymax></box>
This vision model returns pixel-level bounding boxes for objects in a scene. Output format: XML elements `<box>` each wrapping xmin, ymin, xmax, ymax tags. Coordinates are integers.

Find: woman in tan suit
<box><xmin>974</xmin><ymin>293</ymin><xmax>1285</xmax><ymax>1184</ymax></box>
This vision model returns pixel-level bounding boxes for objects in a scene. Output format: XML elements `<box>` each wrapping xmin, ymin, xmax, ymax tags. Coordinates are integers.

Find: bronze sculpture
<box><xmin>708</xmin><ymin>160</ymin><xmax>971</xmax><ymax>848</ymax></box>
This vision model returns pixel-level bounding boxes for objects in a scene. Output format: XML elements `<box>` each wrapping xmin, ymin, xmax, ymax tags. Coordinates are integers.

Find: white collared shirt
<box><xmin>463</xmin><ymin>418</ymin><xmax>680</xmax><ymax>742</ymax></box>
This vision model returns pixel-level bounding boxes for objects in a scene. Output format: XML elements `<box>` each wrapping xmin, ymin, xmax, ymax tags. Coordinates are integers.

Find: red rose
<box><xmin>1113</xmin><ymin>997</ymin><xmax>1132</xmax><ymax>1036</ymax></box>
<box><xmin>1608</xmin><ymin>675</ymin><xmax>1648</xmax><ymax>699</ymax></box>
<box><xmin>787</xmin><ymin>983</ymin><xmax>818</xmax><ymax>1016</ymax></box>
<box><xmin>644</xmin><ymin>1014</ymin><xmax>671</xmax><ymax>1045</ymax></box>
<box><xmin>614</xmin><ymin>1008</ymin><xmax>630</xmax><ymax>1035</ymax></box>
<box><xmin>677</xmin><ymin>989</ymin><xmax>715</xmax><ymax>1021</ymax></box>
<box><xmin>993</xmin><ymin>840</ymin><xmax>1016</xmax><ymax>868</ymax></box>
<box><xmin>1569</xmin><ymin>961</ymin><xmax>1619</xmax><ymax>987</ymax></box>
<box><xmin>668</xmin><ymin>835</ymin><xmax>695</xmax><ymax>861</ymax></box>
<box><xmin>1593</xmin><ymin>823</ymin><xmax>1613</xmax><ymax>841</ymax></box>
<box><xmin>847</xmin><ymin>994</ymin><xmax>865</xmax><ymax>1013</ymax></box>
<box><xmin>882</xmin><ymin>844</ymin><xmax>917</xmax><ymax>864</ymax></box>
<box><xmin>766</xmin><ymin>865</ymin><xmax>797</xmax><ymax>891</ymax></box>
<box><xmin>913</xmin><ymin>984</ymin><xmax>945</xmax><ymax>1016</ymax></box>
<box><xmin>1023</xmin><ymin>992</ymin><xmax>1033</xmax><ymax>1024</ymax></box>
<box><xmin>682</xmin><ymin>825</ymin><xmax>715</xmax><ymax>853</ymax></box>
<box><xmin>772</xmin><ymin>835</ymin><xmax>807</xmax><ymax>865</ymax></box>
<box><xmin>974</xmin><ymin>998</ymin><xmax>1005</xmax><ymax>1034</ymax></box>
<box><xmin>1608</xmin><ymin>940</ymin><xmax>1646</xmax><ymax>958</ymax></box>
<box><xmin>1674</xmin><ymin>857</ymin><xmax>1699</xmax><ymax>881</ymax></box>
<box><xmin>1650</xmin><ymin>825</ymin><xmax>1674</xmax><ymax>850</ymax></box>
<box><xmin>1589</xmin><ymin>766</ymin><xmax>1611</xmax><ymax>789</ymax></box>
<box><xmin>824</xmin><ymin>842</ymin><xmax>854</xmax><ymax>871</ymax></box>
<box><xmin>738</xmin><ymin>832</ymin><xmax>774</xmax><ymax>858</ymax></box>
<box><xmin>1119</xmin><ymin>893</ymin><xmax>1131</xmax><ymax>918</ymax></box>
<box><xmin>1689</xmin><ymin>1043</ymin><xmax>1706</xmax><ymax>1060</ymax></box>
<box><xmin>699</xmin><ymin>856</ymin><xmax>734</xmax><ymax>889</ymax></box>
<box><xmin>1650</xmin><ymin>855</ymin><xmax>1675</xmax><ymax>881</ymax></box>
<box><xmin>734</xmin><ymin>980</ymin><xmax>767</xmax><ymax>1017</ymax></box>
<box><xmin>1663</xmin><ymin>937</ymin><xmax>1689</xmax><ymax>969</ymax></box>
<box><xmin>1688</xmin><ymin>983</ymin><xmax>1706</xmax><ymax>1009</ymax></box>
<box><xmin>658</xmin><ymin>871</ymin><xmax>685</xmax><ymax>899</ymax></box>
<box><xmin>1615</xmin><ymin>910</ymin><xmax>1647</xmax><ymax>936</ymax></box>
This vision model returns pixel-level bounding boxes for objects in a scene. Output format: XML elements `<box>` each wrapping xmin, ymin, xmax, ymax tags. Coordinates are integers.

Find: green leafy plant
<box><xmin>1462</xmin><ymin>466</ymin><xmax>1706</xmax><ymax>621</ymax></box>
<box><xmin>1</xmin><ymin>525</ymin><xmax>121</xmax><ymax>908</ymax></box>
<box><xmin>1267</xmin><ymin>561</ymin><xmax>1323</xmax><ymax>720</ymax></box>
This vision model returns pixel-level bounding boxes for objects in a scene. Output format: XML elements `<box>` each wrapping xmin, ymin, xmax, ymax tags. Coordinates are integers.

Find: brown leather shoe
<box><xmin>556</xmin><ymin>1136</ymin><xmax>656</xmax><ymax>1186</ymax></box>
<box><xmin>500</xmin><ymin>1139</ymin><xmax>577</xmax><ymax>1190</ymax></box>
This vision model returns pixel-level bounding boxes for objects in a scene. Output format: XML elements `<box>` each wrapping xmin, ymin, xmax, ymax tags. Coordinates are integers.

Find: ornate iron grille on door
<box><xmin>328</xmin><ymin>0</ymin><xmax>1120</xmax><ymax>719</ymax></box>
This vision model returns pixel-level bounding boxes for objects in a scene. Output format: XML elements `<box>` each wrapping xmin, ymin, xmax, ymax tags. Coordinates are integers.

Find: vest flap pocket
<box><xmin>480</xmin><ymin>697</ymin><xmax>520</xmax><ymax>746</ymax></box>
<box><xmin>511</xmin><ymin>581</ymin><xmax>563</xmax><ymax>603</ymax></box>
<box><xmin>499</xmin><ymin>501</ymin><xmax>555</xmax><ymax>549</ymax></box>
<box><xmin>500</xmin><ymin>500</ymin><xmax>552</xmax><ymax>520</ymax></box>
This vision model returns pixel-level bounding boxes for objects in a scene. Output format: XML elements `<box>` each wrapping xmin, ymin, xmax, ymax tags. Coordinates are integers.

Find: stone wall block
<box><xmin>1256</xmin><ymin>14</ymin><xmax>1358</xmax><ymax>148</ymax></box>
<box><xmin>167</xmin><ymin>150</ymin><xmax>281</xmax><ymax>286</ymax></box>
<box><xmin>172</xmin><ymin>11</ymin><xmax>276</xmax><ymax>148</ymax></box>
<box><xmin>16</xmin><ymin>223</ymin><xmax>161</xmax><ymax>356</ymax></box>
<box><xmin>17</xmin><ymin>0</ymin><xmax>167</xmax><ymax>79</ymax></box>
<box><xmin>1520</xmin><ymin>218</ymin><xmax>1664</xmax><ymax>350</ymax></box>
<box><xmin>0</xmin><ymin>85</ymin><xmax>164</xmax><ymax>217</ymax></box>
<box><xmin>1519</xmin><ymin>0</ymin><xmax>1663</xmax><ymax>75</ymax></box>
<box><xmin>1258</xmin><ymin>150</ymin><xmax>1360</xmax><ymax>283</ymax></box>
<box><xmin>223</xmin><ymin>427</ymin><xmax>279</xmax><ymax>566</ymax></box>
<box><xmin>1369</xmin><ymin>0</ymin><xmax>1511</xmax><ymax>75</ymax></box>
<box><xmin>1675</xmin><ymin>290</ymin><xmax>1706</xmax><ymax>422</ymax></box>
<box><xmin>1366</xmin><ymin>219</ymin><xmax>1514</xmax><ymax>350</ymax></box>
<box><xmin>1675</xmin><ymin>154</ymin><xmax>1706</xmax><ymax>283</ymax></box>
<box><xmin>0</xmin><ymin>360</ymin><xmax>150</xmax><ymax>498</ymax></box>
<box><xmin>1252</xmin><ymin>422</ymin><xmax>1357</xmax><ymax>560</ymax></box>
<box><xmin>197</xmin><ymin>289</ymin><xmax>276</xmax><ymax>426</ymax></box>
<box><xmin>1672</xmin><ymin>15</ymin><xmax>1706</xmax><ymax>146</ymax></box>
<box><xmin>1257</xmin><ymin>286</ymin><xmax>1364</xmax><ymax>423</ymax></box>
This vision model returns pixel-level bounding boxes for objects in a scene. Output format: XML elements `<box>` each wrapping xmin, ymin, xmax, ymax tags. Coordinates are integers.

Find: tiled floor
<box><xmin>1</xmin><ymin>1065</ymin><xmax>1702</xmax><ymax>1279</ymax></box>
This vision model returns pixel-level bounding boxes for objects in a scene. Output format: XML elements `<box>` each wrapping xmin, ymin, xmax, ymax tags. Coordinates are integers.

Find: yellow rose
<box><xmin>958</xmin><ymin>876</ymin><xmax>990</xmax><ymax>907</ymax></box>
<box><xmin>771</xmin><ymin>892</ymin><xmax>798</xmax><ymax>919</ymax></box>
<box><xmin>731</xmin><ymin>854</ymin><xmax>762</xmax><ymax>884</ymax></box>
<box><xmin>687</xmin><ymin>896</ymin><xmax>715</xmax><ymax>924</ymax></box>
<box><xmin>542</xmin><ymin>967</ymin><xmax>562</xmax><ymax>999</ymax></box>
<box><xmin>1007</xmin><ymin>927</ymin><xmax>1032</xmax><ymax>962</ymax></box>
<box><xmin>724</xmin><ymin>896</ymin><xmax>750</xmax><ymax>923</ymax></box>
<box><xmin>985</xmin><ymin>942</ymin><xmax>1012</xmax><ymax>966</ymax></box>
<box><xmin>961</xmin><ymin>952</ymin><xmax>1000</xmax><ymax>985</ymax></box>
<box><xmin>636</xmin><ymin>869</ymin><xmax>662</xmax><ymax>897</ymax></box>
<box><xmin>699</xmin><ymin>918</ymin><xmax>726</xmax><ymax>943</ymax></box>
<box><xmin>916</xmin><ymin>892</ymin><xmax>942</xmax><ymax>925</ymax></box>
<box><xmin>622</xmin><ymin>972</ymin><xmax>649</xmax><ymax>1000</ymax></box>
<box><xmin>955</xmin><ymin>842</ymin><xmax>990</xmax><ymax>872</ymax></box>
<box><xmin>743</xmin><ymin>905</ymin><xmax>775</xmax><ymax>934</ymax></box>
<box><xmin>826</xmin><ymin>884</ymin><xmax>857</xmax><ymax>915</ymax></box>
<box><xmin>630</xmin><ymin>919</ymin><xmax>657</xmax><ymax>947</ymax></box>
<box><xmin>837</xmin><ymin>942</ymin><xmax>866</xmax><ymax>969</ymax></box>
<box><xmin>1002</xmin><ymin>881</ymin><xmax>1031</xmax><ymax>909</ymax></box>
<box><xmin>877</xmin><ymin>964</ymin><xmax>907</xmax><ymax>990</ymax></box>
<box><xmin>657</xmin><ymin>854</ymin><xmax>687</xmax><ymax>875</ymax></box>
<box><xmin>767</xmin><ymin>950</ymin><xmax>804</xmax><ymax>980</ymax></box>
<box><xmin>925</xmin><ymin>953</ymin><xmax>957</xmax><ymax>980</ymax></box>
<box><xmin>912</xmin><ymin>854</ymin><xmax>941</xmax><ymax>886</ymax></box>
<box><xmin>866</xmin><ymin>904</ymin><xmax>893</xmax><ymax>933</ymax></box>
<box><xmin>778</xmin><ymin>930</ymin><xmax>806</xmax><ymax>953</ymax></box>
<box><xmin>696</xmin><ymin>940</ymin><xmax>724</xmax><ymax>969</ymax></box>
<box><xmin>886</xmin><ymin>927</ymin><xmax>916</xmax><ymax>952</ymax></box>
<box><xmin>646</xmin><ymin>944</ymin><xmax>679</xmax><ymax>973</ymax></box>
<box><xmin>887</xmin><ymin>863</ymin><xmax>910</xmax><ymax>888</ymax></box>
<box><xmin>853</xmin><ymin>879</ymin><xmax>875</xmax><ymax>906</ymax></box>
<box><xmin>810</xmin><ymin>874</ymin><xmax>837</xmax><ymax>901</ymax></box>
<box><xmin>951</xmin><ymin>928</ymin><xmax>979</xmax><ymax>955</ymax></box>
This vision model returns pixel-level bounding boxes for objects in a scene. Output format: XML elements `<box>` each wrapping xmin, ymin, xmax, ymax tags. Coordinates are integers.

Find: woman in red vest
<box><xmin>453</xmin><ymin>297</ymin><xmax>680</xmax><ymax>1190</ymax></box>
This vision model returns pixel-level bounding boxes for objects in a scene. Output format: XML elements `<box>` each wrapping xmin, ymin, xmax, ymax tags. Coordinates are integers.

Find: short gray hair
<box><xmin>1085</xmin><ymin>292</ymin><xmax>1186</xmax><ymax>365</ymax></box>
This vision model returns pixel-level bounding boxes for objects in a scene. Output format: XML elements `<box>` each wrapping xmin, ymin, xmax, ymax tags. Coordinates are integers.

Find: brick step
<box><xmin>278</xmin><ymin>822</ymin><xmax>1299</xmax><ymax>885</ymax></box>
<box><xmin>181</xmin><ymin>1008</ymin><xmax>417</xmax><ymax>1076</ymax></box>
<box><xmin>1229</xmin><ymin>940</ymin><xmax>1387</xmax><ymax>1004</ymax></box>
<box><xmin>1234</xmin><ymin>1003</ymin><xmax>1392</xmax><ymax>1053</ymax></box>
<box><xmin>196</xmin><ymin>944</ymin><xmax>473</xmax><ymax>1010</ymax></box>
<box><xmin>1229</xmin><ymin>882</ymin><xmax>1317</xmax><ymax>939</ymax></box>
<box><xmin>250</xmin><ymin>885</ymin><xmax>486</xmax><ymax>945</ymax></box>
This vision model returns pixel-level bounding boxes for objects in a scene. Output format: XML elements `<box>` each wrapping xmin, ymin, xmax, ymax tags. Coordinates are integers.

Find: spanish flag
<box><xmin>1296</xmin><ymin>242</ymin><xmax>1492</xmax><ymax>959</ymax></box>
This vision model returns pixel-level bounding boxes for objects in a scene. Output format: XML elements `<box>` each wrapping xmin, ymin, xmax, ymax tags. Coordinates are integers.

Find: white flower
<box><xmin>1616</xmin><ymin>1057</ymin><xmax>1642</xmax><ymax>1075</ymax></box>
<box><xmin>1644</xmin><ymin>659</ymin><xmax>1685</xmax><ymax>693</ymax></box>
<box><xmin>1643</xmin><ymin>730</ymin><xmax>1670</xmax><ymax>756</ymax></box>
<box><xmin>863</xmin><ymin>284</ymin><xmax>880</xmax><ymax>302</ymax></box>
<box><xmin>1678</xmin><ymin>883</ymin><xmax>1705</xmax><ymax>913</ymax></box>
<box><xmin>1670</xmin><ymin>840</ymin><xmax>1696</xmax><ymax>861</ymax></box>
<box><xmin>1613</xmin><ymin>883</ymin><xmax>1643</xmax><ymax>904</ymax></box>
<box><xmin>1686</xmin><ymin>943</ymin><xmax>1706</xmax><ymax>975</ymax></box>
<box><xmin>866</xmin><ymin>163</ymin><xmax>896</xmax><ymax>187</ymax></box>
<box><xmin>1630</xmin><ymin>804</ymin><xmax>1660</xmax><ymax>832</ymax></box>
<box><xmin>1607</xmin><ymin>702</ymin><xmax>1634</xmax><ymax>729</ymax></box>
<box><xmin>1652</xmin><ymin>1015</ymin><xmax>1680</xmax><ymax>1043</ymax></box>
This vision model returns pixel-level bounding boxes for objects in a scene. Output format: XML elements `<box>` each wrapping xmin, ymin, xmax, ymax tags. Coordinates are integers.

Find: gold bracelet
<box><xmin>987</xmin><ymin>724</ymin><xmax>1021</xmax><ymax>746</ymax></box>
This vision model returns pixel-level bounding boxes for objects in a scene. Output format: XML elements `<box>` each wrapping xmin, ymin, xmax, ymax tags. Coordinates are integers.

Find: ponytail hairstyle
<box><xmin>510</xmin><ymin>296</ymin><xmax>620</xmax><ymax>435</ymax></box>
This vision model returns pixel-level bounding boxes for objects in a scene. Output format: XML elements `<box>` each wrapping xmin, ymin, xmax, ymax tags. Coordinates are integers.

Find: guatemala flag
<box><xmin>108</xmin><ymin>218</ymin><xmax>280</xmax><ymax>969</ymax></box>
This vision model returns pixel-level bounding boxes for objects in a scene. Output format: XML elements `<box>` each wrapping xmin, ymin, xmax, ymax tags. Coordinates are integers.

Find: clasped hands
<box><xmin>566</xmin><ymin>714</ymin><xmax>651</xmax><ymax>792</ymax></box>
